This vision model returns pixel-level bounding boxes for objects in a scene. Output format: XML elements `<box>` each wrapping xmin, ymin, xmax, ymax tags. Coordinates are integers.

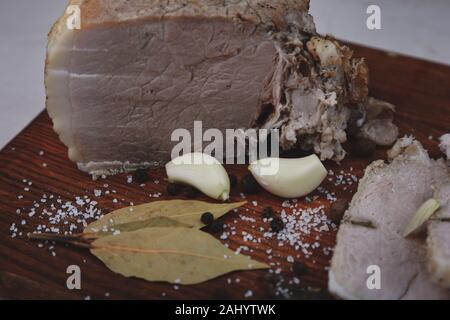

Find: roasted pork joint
<box><xmin>329</xmin><ymin>138</ymin><xmax>450</xmax><ymax>299</ymax></box>
<box><xmin>46</xmin><ymin>0</ymin><xmax>397</xmax><ymax>176</ymax></box>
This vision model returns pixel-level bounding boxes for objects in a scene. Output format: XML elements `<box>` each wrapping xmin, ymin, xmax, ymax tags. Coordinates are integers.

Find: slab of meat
<box><xmin>46</xmin><ymin>0</ymin><xmax>396</xmax><ymax>175</ymax></box>
<box><xmin>427</xmin><ymin>180</ymin><xmax>450</xmax><ymax>288</ymax></box>
<box><xmin>329</xmin><ymin>137</ymin><xmax>450</xmax><ymax>299</ymax></box>
<box><xmin>427</xmin><ymin>134</ymin><xmax>450</xmax><ymax>288</ymax></box>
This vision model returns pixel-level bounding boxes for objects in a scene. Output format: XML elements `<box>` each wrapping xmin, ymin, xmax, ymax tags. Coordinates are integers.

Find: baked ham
<box><xmin>329</xmin><ymin>137</ymin><xmax>450</xmax><ymax>299</ymax></box>
<box><xmin>45</xmin><ymin>0</ymin><xmax>397</xmax><ymax>175</ymax></box>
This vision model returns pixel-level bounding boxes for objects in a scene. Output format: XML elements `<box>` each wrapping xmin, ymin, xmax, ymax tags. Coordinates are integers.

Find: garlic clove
<box><xmin>249</xmin><ymin>155</ymin><xmax>327</xmax><ymax>199</ymax></box>
<box><xmin>403</xmin><ymin>198</ymin><xmax>440</xmax><ymax>237</ymax></box>
<box><xmin>165</xmin><ymin>153</ymin><xmax>230</xmax><ymax>201</ymax></box>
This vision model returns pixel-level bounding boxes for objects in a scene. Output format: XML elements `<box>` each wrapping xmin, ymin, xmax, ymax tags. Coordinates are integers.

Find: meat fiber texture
<box><xmin>46</xmin><ymin>0</ymin><xmax>397</xmax><ymax>176</ymax></box>
<box><xmin>329</xmin><ymin>137</ymin><xmax>450</xmax><ymax>299</ymax></box>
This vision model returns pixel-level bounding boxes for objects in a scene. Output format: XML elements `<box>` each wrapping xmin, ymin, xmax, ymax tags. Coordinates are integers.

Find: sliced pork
<box><xmin>427</xmin><ymin>180</ymin><xmax>450</xmax><ymax>288</ymax></box>
<box><xmin>329</xmin><ymin>138</ymin><xmax>450</xmax><ymax>299</ymax></box>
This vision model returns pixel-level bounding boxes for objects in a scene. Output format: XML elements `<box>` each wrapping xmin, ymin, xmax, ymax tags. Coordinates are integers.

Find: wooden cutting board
<box><xmin>1</xmin><ymin>43</ymin><xmax>449</xmax><ymax>300</ymax></box>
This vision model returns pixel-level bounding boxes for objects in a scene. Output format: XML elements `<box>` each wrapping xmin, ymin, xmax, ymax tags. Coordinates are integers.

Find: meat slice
<box><xmin>329</xmin><ymin>138</ymin><xmax>450</xmax><ymax>299</ymax></box>
<box><xmin>427</xmin><ymin>180</ymin><xmax>450</xmax><ymax>288</ymax></box>
<box><xmin>46</xmin><ymin>0</ymin><xmax>395</xmax><ymax>175</ymax></box>
<box><xmin>427</xmin><ymin>135</ymin><xmax>450</xmax><ymax>288</ymax></box>
<box><xmin>439</xmin><ymin>134</ymin><xmax>450</xmax><ymax>160</ymax></box>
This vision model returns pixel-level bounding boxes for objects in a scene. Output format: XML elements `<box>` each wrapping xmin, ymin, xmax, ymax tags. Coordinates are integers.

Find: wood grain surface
<box><xmin>0</xmin><ymin>43</ymin><xmax>449</xmax><ymax>300</ymax></box>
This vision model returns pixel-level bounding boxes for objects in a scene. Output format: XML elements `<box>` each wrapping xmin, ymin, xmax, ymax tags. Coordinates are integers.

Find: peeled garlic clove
<box><xmin>403</xmin><ymin>198</ymin><xmax>440</xmax><ymax>237</ymax></box>
<box><xmin>165</xmin><ymin>153</ymin><xmax>230</xmax><ymax>201</ymax></box>
<box><xmin>249</xmin><ymin>155</ymin><xmax>327</xmax><ymax>199</ymax></box>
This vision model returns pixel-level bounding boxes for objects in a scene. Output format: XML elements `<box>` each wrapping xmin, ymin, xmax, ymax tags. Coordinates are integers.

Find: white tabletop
<box><xmin>0</xmin><ymin>0</ymin><xmax>449</xmax><ymax>149</ymax></box>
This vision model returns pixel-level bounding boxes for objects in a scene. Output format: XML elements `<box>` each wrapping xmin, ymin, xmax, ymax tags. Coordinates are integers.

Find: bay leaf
<box><xmin>90</xmin><ymin>227</ymin><xmax>268</xmax><ymax>285</ymax></box>
<box><xmin>95</xmin><ymin>217</ymin><xmax>189</xmax><ymax>236</ymax></box>
<box><xmin>86</xmin><ymin>200</ymin><xmax>246</xmax><ymax>234</ymax></box>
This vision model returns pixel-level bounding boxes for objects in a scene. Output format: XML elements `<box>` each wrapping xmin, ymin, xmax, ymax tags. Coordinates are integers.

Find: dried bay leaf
<box><xmin>86</xmin><ymin>200</ymin><xmax>246</xmax><ymax>234</ymax></box>
<box><xmin>95</xmin><ymin>217</ymin><xmax>189</xmax><ymax>236</ymax></box>
<box><xmin>90</xmin><ymin>227</ymin><xmax>268</xmax><ymax>285</ymax></box>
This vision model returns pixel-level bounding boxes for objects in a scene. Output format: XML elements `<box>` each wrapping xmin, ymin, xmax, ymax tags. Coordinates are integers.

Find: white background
<box><xmin>0</xmin><ymin>0</ymin><xmax>449</xmax><ymax>149</ymax></box>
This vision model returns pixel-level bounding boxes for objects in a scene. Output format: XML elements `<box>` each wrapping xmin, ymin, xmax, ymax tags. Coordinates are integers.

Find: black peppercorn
<box><xmin>167</xmin><ymin>183</ymin><xmax>182</xmax><ymax>196</ymax></box>
<box><xmin>292</xmin><ymin>261</ymin><xmax>308</xmax><ymax>276</ymax></box>
<box><xmin>351</xmin><ymin>137</ymin><xmax>376</xmax><ymax>157</ymax></box>
<box><xmin>210</xmin><ymin>221</ymin><xmax>224</xmax><ymax>234</ymax></box>
<box><xmin>262</xmin><ymin>206</ymin><xmax>275</xmax><ymax>219</ymax></box>
<box><xmin>346</xmin><ymin>109</ymin><xmax>365</xmax><ymax>138</ymax></box>
<box><xmin>201</xmin><ymin>212</ymin><xmax>215</xmax><ymax>225</ymax></box>
<box><xmin>240</xmin><ymin>174</ymin><xmax>259</xmax><ymax>194</ymax></box>
<box><xmin>133</xmin><ymin>169</ymin><xmax>149</xmax><ymax>184</ymax></box>
<box><xmin>329</xmin><ymin>199</ymin><xmax>349</xmax><ymax>225</ymax></box>
<box><xmin>346</xmin><ymin>121</ymin><xmax>360</xmax><ymax>138</ymax></box>
<box><xmin>185</xmin><ymin>186</ymin><xmax>198</xmax><ymax>199</ymax></box>
<box><xmin>229</xmin><ymin>174</ymin><xmax>238</xmax><ymax>188</ymax></box>
<box><xmin>270</xmin><ymin>218</ymin><xmax>284</xmax><ymax>233</ymax></box>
